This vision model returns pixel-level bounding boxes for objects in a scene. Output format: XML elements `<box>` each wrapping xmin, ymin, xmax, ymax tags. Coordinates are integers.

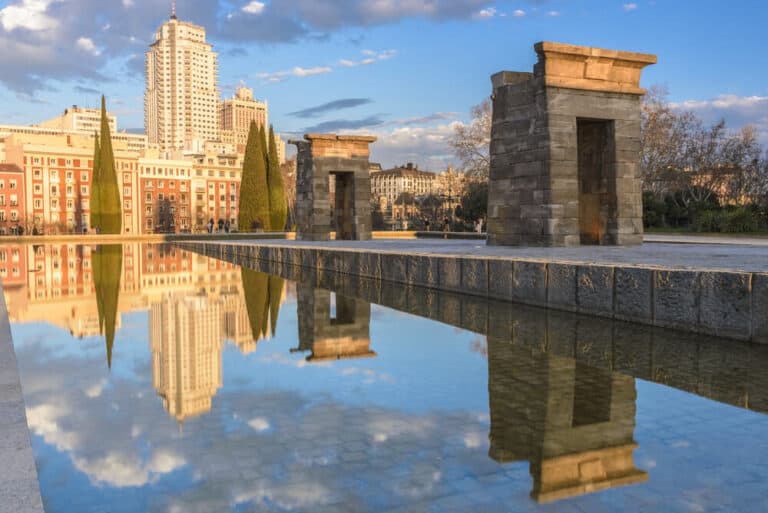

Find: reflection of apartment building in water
<box><xmin>151</xmin><ymin>294</ymin><xmax>223</xmax><ymax>424</ymax></box>
<box><xmin>294</xmin><ymin>284</ymin><xmax>375</xmax><ymax>362</ymax></box>
<box><xmin>486</xmin><ymin>336</ymin><xmax>647</xmax><ymax>503</ymax></box>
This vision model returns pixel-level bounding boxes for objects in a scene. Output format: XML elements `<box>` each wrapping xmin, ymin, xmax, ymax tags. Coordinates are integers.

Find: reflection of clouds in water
<box><xmin>367</xmin><ymin>414</ymin><xmax>435</xmax><ymax>443</ymax></box>
<box><xmin>73</xmin><ymin>450</ymin><xmax>185</xmax><ymax>488</ymax></box>
<box><xmin>19</xmin><ymin>338</ymin><xmax>499</xmax><ymax>512</ymax></box>
<box><xmin>247</xmin><ymin>417</ymin><xmax>270</xmax><ymax>432</ymax></box>
<box><xmin>84</xmin><ymin>379</ymin><xmax>107</xmax><ymax>398</ymax></box>
<box><xmin>463</xmin><ymin>431</ymin><xmax>486</xmax><ymax>449</ymax></box>
<box><xmin>234</xmin><ymin>481</ymin><xmax>333</xmax><ymax>510</ymax></box>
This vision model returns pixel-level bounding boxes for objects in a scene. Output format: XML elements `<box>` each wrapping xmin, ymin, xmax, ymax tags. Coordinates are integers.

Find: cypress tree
<box><xmin>98</xmin><ymin>96</ymin><xmax>122</xmax><ymax>234</ymax></box>
<box><xmin>90</xmin><ymin>132</ymin><xmax>101</xmax><ymax>232</ymax></box>
<box><xmin>238</xmin><ymin>121</ymin><xmax>270</xmax><ymax>231</ymax></box>
<box><xmin>267</xmin><ymin>126</ymin><xmax>288</xmax><ymax>231</ymax></box>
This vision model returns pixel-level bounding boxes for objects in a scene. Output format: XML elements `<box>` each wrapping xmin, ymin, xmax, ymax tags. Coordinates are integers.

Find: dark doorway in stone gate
<box><xmin>577</xmin><ymin>119</ymin><xmax>617</xmax><ymax>245</ymax></box>
<box><xmin>331</xmin><ymin>171</ymin><xmax>356</xmax><ymax>240</ymax></box>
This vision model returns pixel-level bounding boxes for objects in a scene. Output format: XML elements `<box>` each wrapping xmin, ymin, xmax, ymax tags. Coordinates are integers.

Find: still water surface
<box><xmin>6</xmin><ymin>243</ymin><xmax>768</xmax><ymax>513</ymax></box>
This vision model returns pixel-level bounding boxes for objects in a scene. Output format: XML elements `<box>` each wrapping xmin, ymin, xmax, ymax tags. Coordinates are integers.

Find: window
<box><xmin>0</xmin><ymin>195</ymin><xmax>4</xmax><ymax>206</ymax></box>
<box><xmin>9</xmin><ymin>180</ymin><xmax>17</xmax><ymax>189</ymax></box>
<box><xmin>123</xmin><ymin>187</ymin><xmax>131</xmax><ymax>196</ymax></box>
<box><xmin>124</xmin><ymin>200</ymin><xmax>132</xmax><ymax>210</ymax></box>
<box><xmin>34</xmin><ymin>170</ymin><xmax>42</xmax><ymax>179</ymax></box>
<box><xmin>34</xmin><ymin>199</ymin><xmax>42</xmax><ymax>209</ymax></box>
<box><xmin>34</xmin><ymin>184</ymin><xmax>42</xmax><ymax>194</ymax></box>
<box><xmin>81</xmin><ymin>172</ymin><xmax>88</xmax><ymax>181</ymax></box>
<box><xmin>81</xmin><ymin>186</ymin><xmax>88</xmax><ymax>195</ymax></box>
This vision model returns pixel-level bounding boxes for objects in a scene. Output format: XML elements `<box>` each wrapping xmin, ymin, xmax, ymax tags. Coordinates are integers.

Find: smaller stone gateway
<box><xmin>290</xmin><ymin>133</ymin><xmax>377</xmax><ymax>241</ymax></box>
<box><xmin>487</xmin><ymin>42</ymin><xmax>657</xmax><ymax>247</ymax></box>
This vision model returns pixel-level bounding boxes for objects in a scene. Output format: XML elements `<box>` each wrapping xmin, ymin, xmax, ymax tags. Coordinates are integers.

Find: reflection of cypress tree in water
<box><xmin>93</xmin><ymin>244</ymin><xmax>122</xmax><ymax>368</ymax></box>
<box><xmin>268</xmin><ymin>275</ymin><xmax>284</xmax><ymax>337</ymax></box>
<box><xmin>240</xmin><ymin>268</ymin><xmax>284</xmax><ymax>343</ymax></box>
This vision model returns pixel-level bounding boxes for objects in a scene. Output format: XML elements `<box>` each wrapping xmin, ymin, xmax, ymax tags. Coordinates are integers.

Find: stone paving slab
<box><xmin>0</xmin><ymin>280</ymin><xmax>44</xmax><ymax>513</ymax></box>
<box><xmin>176</xmin><ymin>238</ymin><xmax>768</xmax><ymax>343</ymax></box>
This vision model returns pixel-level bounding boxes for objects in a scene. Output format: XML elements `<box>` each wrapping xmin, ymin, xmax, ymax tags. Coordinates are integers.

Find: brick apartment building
<box><xmin>0</xmin><ymin>163</ymin><xmax>25</xmax><ymax>234</ymax></box>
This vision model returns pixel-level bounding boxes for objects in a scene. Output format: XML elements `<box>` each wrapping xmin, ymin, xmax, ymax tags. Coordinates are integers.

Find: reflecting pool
<box><xmin>5</xmin><ymin>243</ymin><xmax>768</xmax><ymax>513</ymax></box>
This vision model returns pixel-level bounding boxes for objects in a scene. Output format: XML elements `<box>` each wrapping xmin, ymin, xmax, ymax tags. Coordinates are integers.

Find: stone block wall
<box><xmin>291</xmin><ymin>134</ymin><xmax>376</xmax><ymax>242</ymax></box>
<box><xmin>487</xmin><ymin>42</ymin><xmax>655</xmax><ymax>247</ymax></box>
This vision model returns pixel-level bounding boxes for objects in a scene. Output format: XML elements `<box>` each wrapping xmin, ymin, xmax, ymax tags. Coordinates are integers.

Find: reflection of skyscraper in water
<box><xmin>150</xmin><ymin>294</ymin><xmax>223</xmax><ymax>425</ymax></box>
<box><xmin>221</xmin><ymin>292</ymin><xmax>256</xmax><ymax>354</ymax></box>
<box><xmin>487</xmin><ymin>336</ymin><xmax>648</xmax><ymax>503</ymax></box>
<box><xmin>293</xmin><ymin>284</ymin><xmax>375</xmax><ymax>362</ymax></box>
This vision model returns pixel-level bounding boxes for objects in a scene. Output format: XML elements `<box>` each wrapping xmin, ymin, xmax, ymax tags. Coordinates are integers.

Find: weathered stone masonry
<box><xmin>487</xmin><ymin>42</ymin><xmax>656</xmax><ymax>247</ymax></box>
<box><xmin>291</xmin><ymin>134</ymin><xmax>376</xmax><ymax>241</ymax></box>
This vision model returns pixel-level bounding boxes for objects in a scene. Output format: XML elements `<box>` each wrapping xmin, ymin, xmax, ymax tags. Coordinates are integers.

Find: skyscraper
<box><xmin>219</xmin><ymin>86</ymin><xmax>268</xmax><ymax>154</ymax></box>
<box><xmin>145</xmin><ymin>5</ymin><xmax>219</xmax><ymax>153</ymax></box>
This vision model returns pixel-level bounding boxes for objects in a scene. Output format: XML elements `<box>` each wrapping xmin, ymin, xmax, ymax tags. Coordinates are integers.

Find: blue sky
<box><xmin>0</xmin><ymin>0</ymin><xmax>766</xmax><ymax>168</ymax></box>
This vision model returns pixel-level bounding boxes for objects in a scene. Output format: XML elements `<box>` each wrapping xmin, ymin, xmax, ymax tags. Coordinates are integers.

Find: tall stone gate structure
<box><xmin>291</xmin><ymin>134</ymin><xmax>376</xmax><ymax>241</ymax></box>
<box><xmin>487</xmin><ymin>42</ymin><xmax>656</xmax><ymax>246</ymax></box>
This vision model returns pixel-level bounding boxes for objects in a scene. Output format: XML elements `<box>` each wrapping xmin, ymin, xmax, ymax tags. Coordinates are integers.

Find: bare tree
<box><xmin>640</xmin><ymin>86</ymin><xmax>694</xmax><ymax>195</ymax></box>
<box><xmin>450</xmin><ymin>99</ymin><xmax>491</xmax><ymax>179</ymax></box>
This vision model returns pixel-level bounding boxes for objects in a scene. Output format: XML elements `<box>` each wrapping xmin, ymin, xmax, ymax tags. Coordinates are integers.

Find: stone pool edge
<box><xmin>0</xmin><ymin>280</ymin><xmax>45</xmax><ymax>513</ymax></box>
<box><xmin>175</xmin><ymin>240</ymin><xmax>768</xmax><ymax>344</ymax></box>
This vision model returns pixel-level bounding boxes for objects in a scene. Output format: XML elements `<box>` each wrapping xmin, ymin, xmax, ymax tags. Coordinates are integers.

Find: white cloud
<box><xmin>338</xmin><ymin>49</ymin><xmax>397</xmax><ymax>67</ymax></box>
<box><xmin>248</xmin><ymin>417</ymin><xmax>271</xmax><ymax>432</ymax></box>
<box><xmin>475</xmin><ymin>7</ymin><xmax>496</xmax><ymax>19</ymax></box>
<box><xmin>76</xmin><ymin>37</ymin><xmax>100</xmax><ymax>56</ymax></box>
<box><xmin>122</xmin><ymin>0</ymin><xmax>134</xmax><ymax>7</ymax></box>
<box><xmin>547</xmin><ymin>10</ymin><xmax>560</xmax><ymax>16</ymax></box>
<box><xmin>513</xmin><ymin>9</ymin><xmax>525</xmax><ymax>17</ymax></box>
<box><xmin>624</xmin><ymin>3</ymin><xmax>638</xmax><ymax>11</ymax></box>
<box><xmin>670</xmin><ymin>94</ymin><xmax>768</xmax><ymax>145</ymax></box>
<box><xmin>242</xmin><ymin>1</ymin><xmax>265</xmax><ymax>15</ymax></box>
<box><xmin>0</xmin><ymin>0</ymin><xmax>59</xmax><ymax>32</ymax></box>
<box><xmin>670</xmin><ymin>94</ymin><xmax>768</xmax><ymax>111</ymax></box>
<box><xmin>293</xmin><ymin>66</ymin><xmax>332</xmax><ymax>77</ymax></box>
<box><xmin>256</xmin><ymin>65</ymin><xmax>333</xmax><ymax>82</ymax></box>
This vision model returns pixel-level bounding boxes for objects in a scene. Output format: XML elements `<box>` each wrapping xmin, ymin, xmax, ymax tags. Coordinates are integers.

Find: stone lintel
<box><xmin>298</xmin><ymin>133</ymin><xmax>377</xmax><ymax>159</ymax></box>
<box><xmin>534</xmin><ymin>41</ymin><xmax>656</xmax><ymax>95</ymax></box>
<box><xmin>304</xmin><ymin>133</ymin><xmax>377</xmax><ymax>143</ymax></box>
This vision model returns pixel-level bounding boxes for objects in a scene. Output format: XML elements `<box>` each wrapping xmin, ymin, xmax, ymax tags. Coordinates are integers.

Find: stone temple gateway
<box><xmin>487</xmin><ymin>42</ymin><xmax>656</xmax><ymax>247</ymax></box>
<box><xmin>291</xmin><ymin>134</ymin><xmax>377</xmax><ymax>241</ymax></box>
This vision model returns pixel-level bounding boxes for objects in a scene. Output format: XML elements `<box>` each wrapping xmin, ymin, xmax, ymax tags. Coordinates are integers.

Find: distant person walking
<box><xmin>224</xmin><ymin>220</ymin><xmax>231</xmax><ymax>233</ymax></box>
<box><xmin>207</xmin><ymin>218</ymin><xmax>214</xmax><ymax>234</ymax></box>
<box><xmin>218</xmin><ymin>219</ymin><xmax>224</xmax><ymax>232</ymax></box>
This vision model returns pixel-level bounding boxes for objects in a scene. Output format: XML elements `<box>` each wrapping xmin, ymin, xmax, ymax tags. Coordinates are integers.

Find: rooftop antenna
<box><xmin>171</xmin><ymin>0</ymin><xmax>177</xmax><ymax>19</ymax></box>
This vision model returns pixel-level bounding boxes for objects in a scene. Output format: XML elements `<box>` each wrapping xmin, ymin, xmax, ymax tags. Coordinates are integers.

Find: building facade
<box><xmin>0</xmin><ymin>163</ymin><xmax>25</xmax><ymax>234</ymax></box>
<box><xmin>39</xmin><ymin>106</ymin><xmax>117</xmax><ymax>135</ymax></box>
<box><xmin>145</xmin><ymin>14</ymin><xmax>219</xmax><ymax>153</ymax></box>
<box><xmin>219</xmin><ymin>86</ymin><xmax>268</xmax><ymax>153</ymax></box>
<box><xmin>370</xmin><ymin>163</ymin><xmax>436</xmax><ymax>205</ymax></box>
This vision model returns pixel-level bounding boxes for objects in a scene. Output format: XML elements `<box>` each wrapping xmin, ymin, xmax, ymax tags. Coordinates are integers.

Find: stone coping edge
<box><xmin>0</xmin><ymin>279</ymin><xmax>45</xmax><ymax>513</ymax></box>
<box><xmin>174</xmin><ymin>241</ymin><xmax>768</xmax><ymax>344</ymax></box>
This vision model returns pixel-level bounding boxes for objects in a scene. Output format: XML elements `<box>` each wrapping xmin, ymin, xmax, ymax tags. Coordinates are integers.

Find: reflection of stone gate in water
<box><xmin>487</xmin><ymin>336</ymin><xmax>648</xmax><ymax>503</ymax></box>
<box><xmin>291</xmin><ymin>134</ymin><xmax>376</xmax><ymax>241</ymax></box>
<box><xmin>293</xmin><ymin>283</ymin><xmax>375</xmax><ymax>362</ymax></box>
<box><xmin>487</xmin><ymin>42</ymin><xmax>656</xmax><ymax>247</ymax></box>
